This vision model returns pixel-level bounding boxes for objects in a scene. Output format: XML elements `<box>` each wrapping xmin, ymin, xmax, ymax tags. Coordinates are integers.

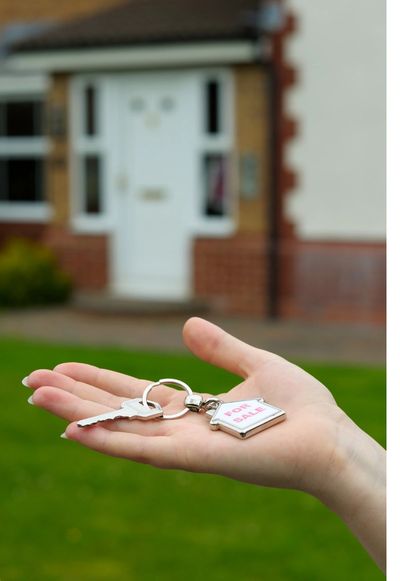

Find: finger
<box><xmin>53</xmin><ymin>362</ymin><xmax>172</xmax><ymax>404</ymax></box>
<box><xmin>31</xmin><ymin>387</ymin><xmax>168</xmax><ymax>436</ymax></box>
<box><xmin>65</xmin><ymin>423</ymin><xmax>180</xmax><ymax>469</ymax></box>
<box><xmin>183</xmin><ymin>317</ymin><xmax>268</xmax><ymax>377</ymax></box>
<box><xmin>26</xmin><ymin>369</ymin><xmax>122</xmax><ymax>409</ymax></box>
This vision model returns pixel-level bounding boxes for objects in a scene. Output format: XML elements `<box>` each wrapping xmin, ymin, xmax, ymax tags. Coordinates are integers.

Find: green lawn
<box><xmin>0</xmin><ymin>338</ymin><xmax>385</xmax><ymax>581</ymax></box>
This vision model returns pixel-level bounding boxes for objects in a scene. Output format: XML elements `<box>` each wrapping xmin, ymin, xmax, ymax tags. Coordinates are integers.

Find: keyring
<box><xmin>142</xmin><ymin>378</ymin><xmax>192</xmax><ymax>419</ymax></box>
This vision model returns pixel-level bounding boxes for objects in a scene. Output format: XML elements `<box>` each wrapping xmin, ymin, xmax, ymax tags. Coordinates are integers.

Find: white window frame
<box><xmin>70</xmin><ymin>75</ymin><xmax>112</xmax><ymax>233</ymax></box>
<box><xmin>0</xmin><ymin>74</ymin><xmax>51</xmax><ymax>222</ymax></box>
<box><xmin>70</xmin><ymin>70</ymin><xmax>237</xmax><ymax>236</ymax></box>
<box><xmin>192</xmin><ymin>68</ymin><xmax>237</xmax><ymax>236</ymax></box>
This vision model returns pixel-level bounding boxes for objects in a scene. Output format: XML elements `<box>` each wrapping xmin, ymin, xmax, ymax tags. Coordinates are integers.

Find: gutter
<box><xmin>5</xmin><ymin>40</ymin><xmax>262</xmax><ymax>72</ymax></box>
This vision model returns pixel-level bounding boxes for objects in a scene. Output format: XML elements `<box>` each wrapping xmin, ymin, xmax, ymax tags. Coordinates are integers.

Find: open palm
<box><xmin>27</xmin><ymin>317</ymin><xmax>347</xmax><ymax>494</ymax></box>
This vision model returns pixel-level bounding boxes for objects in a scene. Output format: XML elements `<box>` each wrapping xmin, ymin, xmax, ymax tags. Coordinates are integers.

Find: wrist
<box><xmin>311</xmin><ymin>412</ymin><xmax>386</xmax><ymax>569</ymax></box>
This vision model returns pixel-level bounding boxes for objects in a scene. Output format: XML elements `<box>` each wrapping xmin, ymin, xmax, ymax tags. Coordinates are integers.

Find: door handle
<box><xmin>139</xmin><ymin>188</ymin><xmax>167</xmax><ymax>201</ymax></box>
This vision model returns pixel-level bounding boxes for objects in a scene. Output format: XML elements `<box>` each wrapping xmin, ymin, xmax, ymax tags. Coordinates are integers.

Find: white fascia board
<box><xmin>0</xmin><ymin>71</ymin><xmax>50</xmax><ymax>94</ymax></box>
<box><xmin>7</xmin><ymin>41</ymin><xmax>261</xmax><ymax>72</ymax></box>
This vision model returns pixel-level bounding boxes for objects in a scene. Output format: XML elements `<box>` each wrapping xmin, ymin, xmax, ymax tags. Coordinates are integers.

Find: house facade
<box><xmin>283</xmin><ymin>0</ymin><xmax>385</xmax><ymax>324</ymax></box>
<box><xmin>0</xmin><ymin>0</ymin><xmax>385</xmax><ymax>322</ymax></box>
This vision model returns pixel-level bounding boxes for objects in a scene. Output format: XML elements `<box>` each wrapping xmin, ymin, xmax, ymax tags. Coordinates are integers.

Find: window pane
<box><xmin>1</xmin><ymin>100</ymin><xmax>44</xmax><ymax>137</ymax></box>
<box><xmin>0</xmin><ymin>158</ymin><xmax>44</xmax><ymax>202</ymax></box>
<box><xmin>0</xmin><ymin>103</ymin><xmax>5</xmax><ymax>136</ymax></box>
<box><xmin>83</xmin><ymin>155</ymin><xmax>102</xmax><ymax>214</ymax></box>
<box><xmin>84</xmin><ymin>85</ymin><xmax>97</xmax><ymax>136</ymax></box>
<box><xmin>205</xmin><ymin>80</ymin><xmax>220</xmax><ymax>134</ymax></box>
<box><xmin>203</xmin><ymin>154</ymin><xmax>228</xmax><ymax>217</ymax></box>
<box><xmin>0</xmin><ymin>159</ymin><xmax>6</xmax><ymax>200</ymax></box>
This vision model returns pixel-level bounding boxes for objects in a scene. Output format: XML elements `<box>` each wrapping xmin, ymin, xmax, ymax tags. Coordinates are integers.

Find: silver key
<box><xmin>77</xmin><ymin>398</ymin><xmax>163</xmax><ymax>427</ymax></box>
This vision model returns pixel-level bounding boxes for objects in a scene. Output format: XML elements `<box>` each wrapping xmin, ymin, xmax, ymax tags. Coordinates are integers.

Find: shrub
<box><xmin>0</xmin><ymin>238</ymin><xmax>72</xmax><ymax>307</ymax></box>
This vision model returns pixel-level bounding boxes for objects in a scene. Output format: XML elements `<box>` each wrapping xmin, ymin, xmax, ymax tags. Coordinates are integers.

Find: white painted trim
<box><xmin>69</xmin><ymin>69</ymin><xmax>238</xmax><ymax>239</ymax></box>
<box><xmin>7</xmin><ymin>41</ymin><xmax>260</xmax><ymax>72</ymax></box>
<box><xmin>71</xmin><ymin>215</ymin><xmax>112</xmax><ymax>234</ymax></box>
<box><xmin>0</xmin><ymin>138</ymin><xmax>49</xmax><ymax>156</ymax></box>
<box><xmin>192</xmin><ymin>68</ymin><xmax>237</xmax><ymax>235</ymax></box>
<box><xmin>0</xmin><ymin>73</ymin><xmax>49</xmax><ymax>94</ymax></box>
<box><xmin>0</xmin><ymin>84</ymin><xmax>50</xmax><ymax>211</ymax></box>
<box><xmin>0</xmin><ymin>202</ymin><xmax>52</xmax><ymax>222</ymax></box>
<box><xmin>192</xmin><ymin>218</ymin><xmax>236</xmax><ymax>237</ymax></box>
<box><xmin>69</xmin><ymin>76</ymin><xmax>112</xmax><ymax>233</ymax></box>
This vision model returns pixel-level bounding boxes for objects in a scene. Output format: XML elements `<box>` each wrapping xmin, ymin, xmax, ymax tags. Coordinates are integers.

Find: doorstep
<box><xmin>71</xmin><ymin>292</ymin><xmax>209</xmax><ymax>317</ymax></box>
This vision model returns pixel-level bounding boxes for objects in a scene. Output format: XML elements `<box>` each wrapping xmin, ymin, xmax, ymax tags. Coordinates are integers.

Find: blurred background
<box><xmin>0</xmin><ymin>1</ymin><xmax>385</xmax><ymax>579</ymax></box>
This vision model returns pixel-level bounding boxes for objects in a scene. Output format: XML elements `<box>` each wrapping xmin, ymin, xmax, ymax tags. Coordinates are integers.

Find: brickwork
<box><xmin>192</xmin><ymin>66</ymin><xmax>271</xmax><ymax>317</ymax></box>
<box><xmin>44</xmin><ymin>226</ymin><xmax>108</xmax><ymax>290</ymax></box>
<box><xmin>0</xmin><ymin>0</ymin><xmax>123</xmax><ymax>29</ymax></box>
<box><xmin>234</xmin><ymin>65</ymin><xmax>270</xmax><ymax>234</ymax></box>
<box><xmin>194</xmin><ymin>234</ymin><xmax>268</xmax><ymax>316</ymax></box>
<box><xmin>0</xmin><ymin>223</ymin><xmax>47</xmax><ymax>248</ymax></box>
<box><xmin>279</xmin><ymin>240</ymin><xmax>386</xmax><ymax>324</ymax></box>
<box><xmin>0</xmin><ymin>223</ymin><xmax>108</xmax><ymax>291</ymax></box>
<box><xmin>46</xmin><ymin>73</ymin><xmax>71</xmax><ymax>225</ymax></box>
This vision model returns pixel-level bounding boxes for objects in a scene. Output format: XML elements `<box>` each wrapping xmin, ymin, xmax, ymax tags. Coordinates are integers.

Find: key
<box><xmin>77</xmin><ymin>398</ymin><xmax>163</xmax><ymax>427</ymax></box>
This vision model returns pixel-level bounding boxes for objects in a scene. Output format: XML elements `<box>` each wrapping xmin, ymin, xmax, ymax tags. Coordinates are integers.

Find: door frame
<box><xmin>69</xmin><ymin>69</ymin><xmax>236</xmax><ymax>298</ymax></box>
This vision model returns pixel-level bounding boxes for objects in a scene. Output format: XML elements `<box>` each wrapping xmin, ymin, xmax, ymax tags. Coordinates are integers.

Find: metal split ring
<box><xmin>142</xmin><ymin>378</ymin><xmax>192</xmax><ymax>420</ymax></box>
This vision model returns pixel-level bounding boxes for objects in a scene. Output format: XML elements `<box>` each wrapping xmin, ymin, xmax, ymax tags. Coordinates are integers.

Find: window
<box><xmin>82</xmin><ymin>155</ymin><xmax>102</xmax><ymax>214</ymax></box>
<box><xmin>0</xmin><ymin>96</ymin><xmax>46</xmax><ymax>204</ymax></box>
<box><xmin>0</xmin><ymin>100</ymin><xmax>43</xmax><ymax>137</ymax></box>
<box><xmin>73</xmin><ymin>81</ymin><xmax>104</xmax><ymax>219</ymax></box>
<box><xmin>0</xmin><ymin>158</ymin><xmax>44</xmax><ymax>202</ymax></box>
<box><xmin>203</xmin><ymin>154</ymin><xmax>228</xmax><ymax>216</ymax></box>
<box><xmin>205</xmin><ymin>80</ymin><xmax>221</xmax><ymax>135</ymax></box>
<box><xmin>84</xmin><ymin>85</ymin><xmax>97</xmax><ymax>136</ymax></box>
<box><xmin>198</xmin><ymin>75</ymin><xmax>232</xmax><ymax>224</ymax></box>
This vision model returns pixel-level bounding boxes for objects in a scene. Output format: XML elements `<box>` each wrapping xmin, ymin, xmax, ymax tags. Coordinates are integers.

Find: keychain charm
<box><xmin>205</xmin><ymin>398</ymin><xmax>285</xmax><ymax>439</ymax></box>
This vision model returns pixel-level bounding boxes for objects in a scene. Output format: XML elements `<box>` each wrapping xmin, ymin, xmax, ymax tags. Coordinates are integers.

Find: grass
<box><xmin>0</xmin><ymin>337</ymin><xmax>385</xmax><ymax>581</ymax></box>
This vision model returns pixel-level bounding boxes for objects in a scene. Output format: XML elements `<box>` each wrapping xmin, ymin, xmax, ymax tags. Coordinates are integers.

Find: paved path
<box><xmin>0</xmin><ymin>307</ymin><xmax>385</xmax><ymax>365</ymax></box>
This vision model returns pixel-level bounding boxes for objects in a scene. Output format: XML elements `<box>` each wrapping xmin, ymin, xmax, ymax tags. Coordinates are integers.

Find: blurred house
<box><xmin>0</xmin><ymin>0</ymin><xmax>385</xmax><ymax>322</ymax></box>
<box><xmin>284</xmin><ymin>0</ymin><xmax>385</xmax><ymax>324</ymax></box>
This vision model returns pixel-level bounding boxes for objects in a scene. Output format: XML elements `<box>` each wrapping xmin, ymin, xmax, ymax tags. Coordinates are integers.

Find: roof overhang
<box><xmin>6</xmin><ymin>40</ymin><xmax>265</xmax><ymax>73</ymax></box>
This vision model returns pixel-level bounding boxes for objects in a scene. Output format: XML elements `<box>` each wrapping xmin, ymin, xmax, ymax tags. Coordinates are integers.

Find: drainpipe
<box><xmin>257</xmin><ymin>1</ymin><xmax>285</xmax><ymax>319</ymax></box>
<box><xmin>267</xmin><ymin>60</ymin><xmax>280</xmax><ymax>319</ymax></box>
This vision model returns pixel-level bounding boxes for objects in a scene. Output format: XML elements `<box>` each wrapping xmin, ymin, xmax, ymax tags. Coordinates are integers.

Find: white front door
<box><xmin>112</xmin><ymin>73</ymin><xmax>196</xmax><ymax>299</ymax></box>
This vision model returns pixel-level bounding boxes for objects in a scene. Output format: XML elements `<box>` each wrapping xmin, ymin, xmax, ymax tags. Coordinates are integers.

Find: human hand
<box><xmin>25</xmin><ymin>317</ymin><xmax>339</xmax><ymax>487</ymax></box>
<box><xmin>25</xmin><ymin>317</ymin><xmax>385</xmax><ymax>568</ymax></box>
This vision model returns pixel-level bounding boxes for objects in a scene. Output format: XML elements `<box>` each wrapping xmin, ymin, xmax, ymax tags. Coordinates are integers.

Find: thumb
<box><xmin>182</xmin><ymin>317</ymin><xmax>268</xmax><ymax>378</ymax></box>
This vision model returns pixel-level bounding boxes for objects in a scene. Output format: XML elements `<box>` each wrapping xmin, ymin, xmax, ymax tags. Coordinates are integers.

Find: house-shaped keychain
<box><xmin>206</xmin><ymin>398</ymin><xmax>286</xmax><ymax>439</ymax></box>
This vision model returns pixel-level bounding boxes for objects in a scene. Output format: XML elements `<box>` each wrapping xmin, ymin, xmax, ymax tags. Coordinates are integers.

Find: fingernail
<box><xmin>27</xmin><ymin>395</ymin><xmax>35</xmax><ymax>405</ymax></box>
<box><xmin>22</xmin><ymin>376</ymin><xmax>31</xmax><ymax>388</ymax></box>
<box><xmin>60</xmin><ymin>432</ymin><xmax>69</xmax><ymax>440</ymax></box>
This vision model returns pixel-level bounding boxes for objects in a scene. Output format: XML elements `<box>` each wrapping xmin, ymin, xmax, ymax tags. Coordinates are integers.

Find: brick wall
<box><xmin>234</xmin><ymin>65</ymin><xmax>270</xmax><ymax>234</ymax></box>
<box><xmin>191</xmin><ymin>66</ymin><xmax>271</xmax><ymax>317</ymax></box>
<box><xmin>279</xmin><ymin>240</ymin><xmax>386</xmax><ymax>324</ymax></box>
<box><xmin>194</xmin><ymin>236</ymin><xmax>385</xmax><ymax>323</ymax></box>
<box><xmin>0</xmin><ymin>223</ymin><xmax>108</xmax><ymax>290</ymax></box>
<box><xmin>46</xmin><ymin>73</ymin><xmax>71</xmax><ymax>225</ymax></box>
<box><xmin>0</xmin><ymin>223</ymin><xmax>46</xmax><ymax>247</ymax></box>
<box><xmin>194</xmin><ymin>234</ymin><xmax>268</xmax><ymax>316</ymax></box>
<box><xmin>44</xmin><ymin>226</ymin><xmax>108</xmax><ymax>289</ymax></box>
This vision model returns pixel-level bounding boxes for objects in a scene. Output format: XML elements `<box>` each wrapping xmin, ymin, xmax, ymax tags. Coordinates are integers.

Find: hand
<box><xmin>25</xmin><ymin>317</ymin><xmax>386</xmax><ymax>569</ymax></box>
<box><xmin>26</xmin><ymin>317</ymin><xmax>340</xmax><ymax>487</ymax></box>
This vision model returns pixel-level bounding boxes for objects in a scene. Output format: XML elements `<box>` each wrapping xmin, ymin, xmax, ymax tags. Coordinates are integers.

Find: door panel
<box><xmin>113</xmin><ymin>73</ymin><xmax>196</xmax><ymax>299</ymax></box>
